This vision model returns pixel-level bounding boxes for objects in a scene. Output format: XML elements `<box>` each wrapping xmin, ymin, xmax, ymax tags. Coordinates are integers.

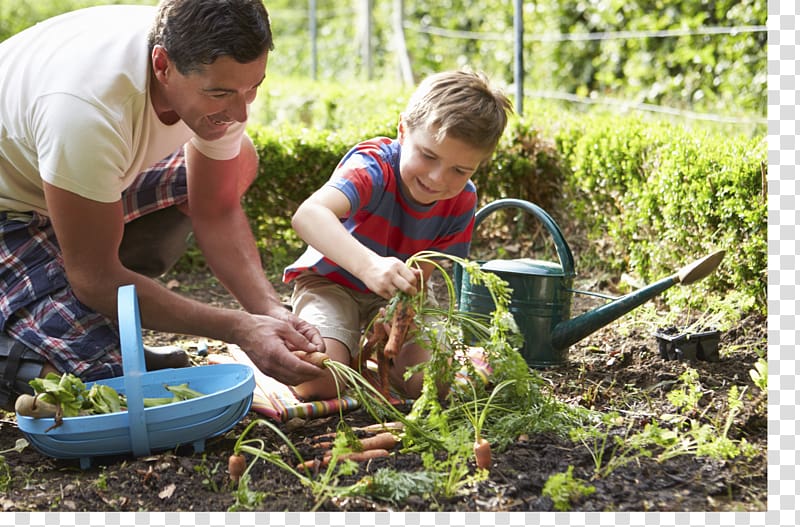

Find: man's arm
<box><xmin>184</xmin><ymin>138</ymin><xmax>285</xmax><ymax>317</ymax></box>
<box><xmin>42</xmin><ymin>181</ymin><xmax>323</xmax><ymax>385</ymax></box>
<box><xmin>184</xmin><ymin>138</ymin><xmax>325</xmax><ymax>350</ymax></box>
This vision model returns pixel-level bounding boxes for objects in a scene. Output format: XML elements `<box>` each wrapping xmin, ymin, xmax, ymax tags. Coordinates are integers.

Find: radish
<box><xmin>15</xmin><ymin>394</ymin><xmax>58</xmax><ymax>419</ymax></box>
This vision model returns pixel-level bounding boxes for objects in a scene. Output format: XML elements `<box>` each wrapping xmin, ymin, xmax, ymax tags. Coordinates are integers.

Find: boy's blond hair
<box><xmin>402</xmin><ymin>70</ymin><xmax>513</xmax><ymax>153</ymax></box>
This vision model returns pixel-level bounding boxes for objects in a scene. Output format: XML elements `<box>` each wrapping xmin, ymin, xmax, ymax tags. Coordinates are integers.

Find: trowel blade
<box><xmin>676</xmin><ymin>250</ymin><xmax>725</xmax><ymax>285</ymax></box>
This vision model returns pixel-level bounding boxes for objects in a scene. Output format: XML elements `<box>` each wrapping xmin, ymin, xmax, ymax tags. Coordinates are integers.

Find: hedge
<box><xmin>234</xmin><ymin>112</ymin><xmax>765</xmax><ymax>314</ymax></box>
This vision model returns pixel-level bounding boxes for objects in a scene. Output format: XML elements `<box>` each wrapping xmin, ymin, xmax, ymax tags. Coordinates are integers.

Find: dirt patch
<box><xmin>0</xmin><ymin>270</ymin><xmax>767</xmax><ymax>512</ymax></box>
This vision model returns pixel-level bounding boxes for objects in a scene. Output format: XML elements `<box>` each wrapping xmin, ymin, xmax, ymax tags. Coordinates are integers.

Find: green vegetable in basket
<box><xmin>87</xmin><ymin>383</ymin><xmax>122</xmax><ymax>414</ymax></box>
<box><xmin>23</xmin><ymin>373</ymin><xmax>205</xmax><ymax>425</ymax></box>
<box><xmin>139</xmin><ymin>383</ymin><xmax>205</xmax><ymax>407</ymax></box>
<box><xmin>28</xmin><ymin>372</ymin><xmax>87</xmax><ymax>418</ymax></box>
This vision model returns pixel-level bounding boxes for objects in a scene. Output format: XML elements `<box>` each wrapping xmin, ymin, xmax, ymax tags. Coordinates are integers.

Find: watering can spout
<box><xmin>550</xmin><ymin>250</ymin><xmax>726</xmax><ymax>350</ymax></box>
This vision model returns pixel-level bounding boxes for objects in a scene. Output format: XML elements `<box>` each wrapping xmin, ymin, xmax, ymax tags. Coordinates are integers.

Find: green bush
<box><xmin>239</xmin><ymin>107</ymin><xmax>765</xmax><ymax>314</ymax></box>
<box><xmin>243</xmin><ymin>123</ymin><xmax>395</xmax><ymax>275</ymax></box>
<box><xmin>552</xmin><ymin>113</ymin><xmax>766</xmax><ymax>311</ymax></box>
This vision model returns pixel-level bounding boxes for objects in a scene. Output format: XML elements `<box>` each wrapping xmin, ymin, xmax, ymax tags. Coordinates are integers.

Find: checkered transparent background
<box><xmin>1</xmin><ymin>1</ymin><xmax>792</xmax><ymax>526</ymax></box>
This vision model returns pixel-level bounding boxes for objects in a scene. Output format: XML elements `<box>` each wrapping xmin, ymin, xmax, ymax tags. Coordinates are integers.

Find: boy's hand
<box><xmin>363</xmin><ymin>256</ymin><xmax>421</xmax><ymax>299</ymax></box>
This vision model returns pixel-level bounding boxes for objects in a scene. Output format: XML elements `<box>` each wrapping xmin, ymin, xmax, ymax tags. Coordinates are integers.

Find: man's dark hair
<box><xmin>147</xmin><ymin>0</ymin><xmax>274</xmax><ymax>74</ymax></box>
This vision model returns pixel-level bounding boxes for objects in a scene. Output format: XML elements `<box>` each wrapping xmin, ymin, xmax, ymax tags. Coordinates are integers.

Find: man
<box><xmin>0</xmin><ymin>0</ymin><xmax>324</xmax><ymax>411</ymax></box>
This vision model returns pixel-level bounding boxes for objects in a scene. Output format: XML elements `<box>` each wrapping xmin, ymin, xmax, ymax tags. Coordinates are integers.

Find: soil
<box><xmin>0</xmin><ymin>264</ymin><xmax>767</xmax><ymax>513</ymax></box>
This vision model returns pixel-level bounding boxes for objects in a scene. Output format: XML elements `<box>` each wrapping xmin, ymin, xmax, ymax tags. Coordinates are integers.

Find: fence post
<box><xmin>393</xmin><ymin>0</ymin><xmax>414</xmax><ymax>85</ymax></box>
<box><xmin>358</xmin><ymin>0</ymin><xmax>374</xmax><ymax>80</ymax></box>
<box><xmin>308</xmin><ymin>0</ymin><xmax>318</xmax><ymax>80</ymax></box>
<box><xmin>514</xmin><ymin>0</ymin><xmax>524</xmax><ymax>116</ymax></box>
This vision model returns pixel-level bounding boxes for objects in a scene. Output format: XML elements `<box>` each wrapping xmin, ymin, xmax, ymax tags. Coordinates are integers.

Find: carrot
<box><xmin>311</xmin><ymin>422</ymin><xmax>403</xmax><ymax>443</ymax></box>
<box><xmin>321</xmin><ymin>448</ymin><xmax>391</xmax><ymax>466</ymax></box>
<box><xmin>228</xmin><ymin>454</ymin><xmax>246</xmax><ymax>482</ymax></box>
<box><xmin>352</xmin><ymin>431</ymin><xmax>398</xmax><ymax>451</ymax></box>
<box><xmin>296</xmin><ymin>458</ymin><xmax>322</xmax><ymax>472</ymax></box>
<box><xmin>383</xmin><ymin>298</ymin><xmax>415</xmax><ymax>359</ymax></box>
<box><xmin>300</xmin><ymin>351</ymin><xmax>330</xmax><ymax>368</ymax></box>
<box><xmin>317</xmin><ymin>431</ymin><xmax>398</xmax><ymax>453</ymax></box>
<box><xmin>474</xmin><ymin>438</ymin><xmax>492</xmax><ymax>470</ymax></box>
<box><xmin>296</xmin><ymin>449</ymin><xmax>391</xmax><ymax>470</ymax></box>
<box><xmin>377</xmin><ymin>347</ymin><xmax>391</xmax><ymax>399</ymax></box>
<box><xmin>357</xmin><ymin>321</ymin><xmax>388</xmax><ymax>368</ymax></box>
<box><xmin>358</xmin><ymin>421</ymin><xmax>404</xmax><ymax>433</ymax></box>
<box><xmin>362</xmin><ymin>320</ymin><xmax>388</xmax><ymax>354</ymax></box>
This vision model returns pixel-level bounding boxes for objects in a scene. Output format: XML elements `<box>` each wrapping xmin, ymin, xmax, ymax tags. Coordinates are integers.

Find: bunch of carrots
<box><xmin>228</xmin><ymin>251</ymin><xmax>512</xmax><ymax>483</ymax></box>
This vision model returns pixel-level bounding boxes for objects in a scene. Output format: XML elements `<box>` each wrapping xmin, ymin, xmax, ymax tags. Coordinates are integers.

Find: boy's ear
<box><xmin>397</xmin><ymin>114</ymin><xmax>407</xmax><ymax>143</ymax></box>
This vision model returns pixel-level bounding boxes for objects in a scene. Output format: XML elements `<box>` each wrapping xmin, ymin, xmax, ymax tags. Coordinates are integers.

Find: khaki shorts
<box><xmin>290</xmin><ymin>272</ymin><xmax>387</xmax><ymax>355</ymax></box>
<box><xmin>290</xmin><ymin>271</ymin><xmax>441</xmax><ymax>356</ymax></box>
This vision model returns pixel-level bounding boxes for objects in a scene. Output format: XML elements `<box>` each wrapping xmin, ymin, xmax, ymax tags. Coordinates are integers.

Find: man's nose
<box><xmin>228</xmin><ymin>95</ymin><xmax>248</xmax><ymax>123</ymax></box>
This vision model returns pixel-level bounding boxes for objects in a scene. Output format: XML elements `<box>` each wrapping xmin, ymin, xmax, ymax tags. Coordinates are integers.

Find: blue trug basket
<box><xmin>16</xmin><ymin>284</ymin><xmax>255</xmax><ymax>469</ymax></box>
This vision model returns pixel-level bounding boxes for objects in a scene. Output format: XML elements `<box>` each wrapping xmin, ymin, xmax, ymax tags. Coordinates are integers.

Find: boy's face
<box><xmin>397</xmin><ymin>120</ymin><xmax>488</xmax><ymax>206</ymax></box>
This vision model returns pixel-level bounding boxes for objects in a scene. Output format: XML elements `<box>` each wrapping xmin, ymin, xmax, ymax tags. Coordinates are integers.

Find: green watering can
<box><xmin>455</xmin><ymin>198</ymin><xmax>725</xmax><ymax>368</ymax></box>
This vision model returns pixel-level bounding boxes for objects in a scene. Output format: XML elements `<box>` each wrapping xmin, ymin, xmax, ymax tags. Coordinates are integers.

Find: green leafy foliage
<box><xmin>542</xmin><ymin>0</ymin><xmax>766</xmax><ymax>117</ymax></box>
<box><xmin>0</xmin><ymin>0</ymin><xmax>155</xmax><ymax>42</ymax></box>
<box><xmin>27</xmin><ymin>372</ymin><xmax>204</xmax><ymax>419</ymax></box>
<box><xmin>0</xmin><ymin>439</ymin><xmax>29</xmax><ymax>493</ymax></box>
<box><xmin>4</xmin><ymin>1</ymin><xmax>764</xmax><ymax>120</ymax></box>
<box><xmin>541</xmin><ymin>465</ymin><xmax>596</xmax><ymax>511</ymax></box>
<box><xmin>749</xmin><ymin>358</ymin><xmax>767</xmax><ymax>393</ymax></box>
<box><xmin>361</xmin><ymin>468</ymin><xmax>438</xmax><ymax>504</ymax></box>
<box><xmin>554</xmin><ymin>111</ymin><xmax>766</xmax><ymax>312</ymax></box>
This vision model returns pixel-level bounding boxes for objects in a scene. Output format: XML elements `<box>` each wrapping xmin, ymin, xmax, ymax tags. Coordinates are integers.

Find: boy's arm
<box><xmin>292</xmin><ymin>186</ymin><xmax>421</xmax><ymax>299</ymax></box>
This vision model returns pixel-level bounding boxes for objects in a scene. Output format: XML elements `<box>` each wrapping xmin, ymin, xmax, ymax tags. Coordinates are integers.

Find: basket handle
<box><xmin>117</xmin><ymin>284</ymin><xmax>151</xmax><ymax>457</ymax></box>
<box><xmin>473</xmin><ymin>198</ymin><xmax>575</xmax><ymax>277</ymax></box>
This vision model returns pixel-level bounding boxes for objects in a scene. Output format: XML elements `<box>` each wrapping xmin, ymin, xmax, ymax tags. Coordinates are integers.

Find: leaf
<box><xmin>163</xmin><ymin>383</ymin><xmax>205</xmax><ymax>401</ymax></box>
<box><xmin>29</xmin><ymin>372</ymin><xmax>85</xmax><ymax>418</ymax></box>
<box><xmin>87</xmin><ymin>384</ymin><xmax>122</xmax><ymax>414</ymax></box>
<box><xmin>158</xmin><ymin>483</ymin><xmax>176</xmax><ymax>500</ymax></box>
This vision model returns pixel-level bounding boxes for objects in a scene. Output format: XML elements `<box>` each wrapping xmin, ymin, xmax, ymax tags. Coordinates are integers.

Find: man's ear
<box><xmin>151</xmin><ymin>45</ymin><xmax>171</xmax><ymax>83</ymax></box>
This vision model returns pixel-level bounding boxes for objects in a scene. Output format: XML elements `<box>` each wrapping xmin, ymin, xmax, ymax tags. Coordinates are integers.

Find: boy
<box><xmin>283</xmin><ymin>70</ymin><xmax>513</xmax><ymax>400</ymax></box>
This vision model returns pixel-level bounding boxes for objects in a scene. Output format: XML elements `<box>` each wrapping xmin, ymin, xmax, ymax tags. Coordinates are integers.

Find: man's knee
<box><xmin>119</xmin><ymin>206</ymin><xmax>193</xmax><ymax>278</ymax></box>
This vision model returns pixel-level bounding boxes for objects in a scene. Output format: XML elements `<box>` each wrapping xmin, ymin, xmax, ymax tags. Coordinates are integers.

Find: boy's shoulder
<box><xmin>351</xmin><ymin>136</ymin><xmax>396</xmax><ymax>154</ymax></box>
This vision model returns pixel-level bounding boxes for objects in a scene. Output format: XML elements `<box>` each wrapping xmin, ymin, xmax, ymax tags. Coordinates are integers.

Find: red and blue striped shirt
<box><xmin>283</xmin><ymin>137</ymin><xmax>476</xmax><ymax>293</ymax></box>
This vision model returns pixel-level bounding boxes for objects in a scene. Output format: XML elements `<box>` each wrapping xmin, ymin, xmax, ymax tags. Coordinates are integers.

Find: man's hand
<box><xmin>265</xmin><ymin>306</ymin><xmax>325</xmax><ymax>354</ymax></box>
<box><xmin>236</xmin><ymin>314</ymin><xmax>326</xmax><ymax>386</ymax></box>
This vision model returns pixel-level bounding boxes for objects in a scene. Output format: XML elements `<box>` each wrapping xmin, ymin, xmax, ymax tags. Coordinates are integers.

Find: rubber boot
<box><xmin>0</xmin><ymin>334</ymin><xmax>44</xmax><ymax>412</ymax></box>
<box><xmin>143</xmin><ymin>345</ymin><xmax>191</xmax><ymax>370</ymax></box>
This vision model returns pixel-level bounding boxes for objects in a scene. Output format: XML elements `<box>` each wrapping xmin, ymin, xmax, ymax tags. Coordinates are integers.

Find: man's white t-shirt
<box><xmin>0</xmin><ymin>5</ymin><xmax>245</xmax><ymax>214</ymax></box>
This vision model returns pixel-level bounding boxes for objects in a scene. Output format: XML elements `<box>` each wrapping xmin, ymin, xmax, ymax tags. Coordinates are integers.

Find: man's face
<box><xmin>152</xmin><ymin>49</ymin><xmax>267</xmax><ymax>141</ymax></box>
<box><xmin>397</xmin><ymin>120</ymin><xmax>488</xmax><ymax>206</ymax></box>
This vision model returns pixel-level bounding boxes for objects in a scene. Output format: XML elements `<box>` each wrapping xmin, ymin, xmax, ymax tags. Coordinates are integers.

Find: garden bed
<box><xmin>0</xmin><ymin>268</ymin><xmax>766</xmax><ymax>512</ymax></box>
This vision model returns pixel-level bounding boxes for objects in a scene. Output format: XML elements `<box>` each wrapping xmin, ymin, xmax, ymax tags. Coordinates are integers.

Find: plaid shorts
<box><xmin>0</xmin><ymin>148</ymin><xmax>188</xmax><ymax>381</ymax></box>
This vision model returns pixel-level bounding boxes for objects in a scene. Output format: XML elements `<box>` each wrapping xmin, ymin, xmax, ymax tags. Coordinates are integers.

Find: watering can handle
<box><xmin>473</xmin><ymin>198</ymin><xmax>576</xmax><ymax>277</ymax></box>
